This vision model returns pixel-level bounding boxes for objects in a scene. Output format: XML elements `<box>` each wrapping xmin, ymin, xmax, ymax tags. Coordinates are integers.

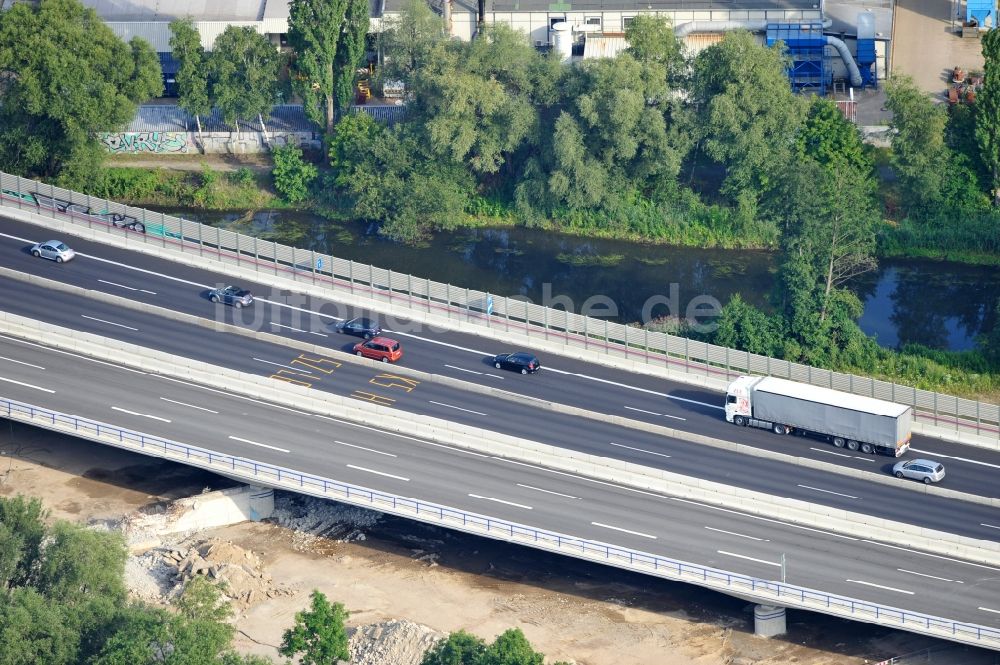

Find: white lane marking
<box><xmin>980</xmin><ymin>607</ymin><xmax>1000</xmax><ymax>615</ymax></box>
<box><xmin>111</xmin><ymin>406</ymin><xmax>171</xmax><ymax>422</ymax></box>
<box><xmin>705</xmin><ymin>526</ymin><xmax>768</xmax><ymax>541</ymax></box>
<box><xmin>670</xmin><ymin>497</ymin><xmax>859</xmax><ymax>541</ymax></box>
<box><xmin>496</xmin><ymin>457</ymin><xmax>665</xmax><ymax>498</ymax></box>
<box><xmin>0</xmin><ymin>375</ymin><xmax>55</xmax><ymax>393</ymax></box>
<box><xmin>0</xmin><ymin>355</ymin><xmax>44</xmax><ymax>370</ymax></box>
<box><xmin>896</xmin><ymin>569</ymin><xmax>963</xmax><ymax>584</ymax></box>
<box><xmin>910</xmin><ymin>448</ymin><xmax>1000</xmax><ymax>470</ymax></box>
<box><xmin>252</xmin><ymin>357</ymin><xmax>312</xmax><ymax>373</ymax></box>
<box><xmin>797</xmin><ymin>484</ymin><xmax>858</xmax><ymax>499</ymax></box>
<box><xmin>98</xmin><ymin>279</ymin><xmax>137</xmax><ymax>291</ymax></box>
<box><xmin>334</xmin><ymin>440</ymin><xmax>397</xmax><ymax>457</ymax></box>
<box><xmin>624</xmin><ymin>406</ymin><xmax>658</xmax><ymax>416</ymax></box>
<box><xmin>445</xmin><ymin>364</ymin><xmax>482</xmax><ymax>375</ymax></box>
<box><xmin>160</xmin><ymin>397</ymin><xmax>218</xmax><ymax>414</ymax></box>
<box><xmin>591</xmin><ymin>522</ymin><xmax>657</xmax><ymax>539</ymax></box>
<box><xmin>156</xmin><ymin>374</ymin><xmax>492</xmax><ymax>458</ymax></box>
<box><xmin>0</xmin><ymin>334</ymin><xmax>145</xmax><ymax>374</ymax></box>
<box><xmin>982</xmin><ymin>523</ymin><xmax>1000</xmax><ymax>530</ymax></box>
<box><xmin>717</xmin><ymin>550</ymin><xmax>780</xmax><ymax>567</ymax></box>
<box><xmin>609</xmin><ymin>442</ymin><xmax>671</xmax><ymax>458</ymax></box>
<box><xmin>346</xmin><ymin>464</ymin><xmax>409</xmax><ymax>481</ymax></box>
<box><xmin>484</xmin><ymin>373</ymin><xmax>505</xmax><ymax>380</ymax></box>
<box><xmin>469</xmin><ymin>493</ymin><xmax>533</xmax><ymax>509</ymax></box>
<box><xmin>624</xmin><ymin>405</ymin><xmax>686</xmax><ymax>421</ymax></box>
<box><xmin>309</xmin><ymin>331</ymin><xmax>328</xmax><ymax>337</ymax></box>
<box><xmin>428</xmin><ymin>401</ymin><xmax>487</xmax><ymax>416</ymax></box>
<box><xmin>95</xmin><ymin>279</ymin><xmax>155</xmax><ymax>295</ymax></box>
<box><xmin>846</xmin><ymin>579</ymin><xmax>914</xmax><ymax>595</ymax></box>
<box><xmin>81</xmin><ymin>315</ymin><xmax>138</xmax><ymax>331</ymax></box>
<box><xmin>516</xmin><ymin>483</ymin><xmax>580</xmax><ymax>499</ymax></box>
<box><xmin>270</xmin><ymin>322</ymin><xmax>309</xmax><ymax>334</ymax></box>
<box><xmin>10</xmin><ymin>230</ymin><xmax>724</xmax><ymax>411</ymax></box>
<box><xmin>229</xmin><ymin>435</ymin><xmax>290</xmax><ymax>453</ymax></box>
<box><xmin>861</xmin><ymin>541</ymin><xmax>1000</xmax><ymax>572</ymax></box>
<box><xmin>809</xmin><ymin>447</ymin><xmax>852</xmax><ymax>458</ymax></box>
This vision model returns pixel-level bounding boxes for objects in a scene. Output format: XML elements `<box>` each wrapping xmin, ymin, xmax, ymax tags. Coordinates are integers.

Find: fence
<box><xmin>1</xmin><ymin>171</ymin><xmax>997</xmax><ymax>442</ymax></box>
<box><xmin>2</xmin><ymin>393</ymin><xmax>998</xmax><ymax>649</ymax></box>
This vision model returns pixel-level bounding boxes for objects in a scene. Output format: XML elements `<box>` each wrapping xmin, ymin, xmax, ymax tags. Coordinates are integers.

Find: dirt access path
<box><xmin>107</xmin><ymin>153</ymin><xmax>274</xmax><ymax>174</ymax></box>
<box><xmin>1</xmin><ymin>422</ymin><xmax>980</xmax><ymax>665</ymax></box>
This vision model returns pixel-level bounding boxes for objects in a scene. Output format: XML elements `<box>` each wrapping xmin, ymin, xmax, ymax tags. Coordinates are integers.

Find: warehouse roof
<box><xmin>80</xmin><ymin>0</ymin><xmax>286</xmax><ymax>21</ymax></box>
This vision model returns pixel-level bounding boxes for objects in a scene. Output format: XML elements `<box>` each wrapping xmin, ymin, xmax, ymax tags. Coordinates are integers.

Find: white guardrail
<box><xmin>0</xmin><ymin>172</ymin><xmax>997</xmax><ymax>445</ymax></box>
<box><xmin>3</xmin><ymin>393</ymin><xmax>999</xmax><ymax>650</ymax></box>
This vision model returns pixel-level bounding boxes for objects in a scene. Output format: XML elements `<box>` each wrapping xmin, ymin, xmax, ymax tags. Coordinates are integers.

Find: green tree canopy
<box><xmin>0</xmin><ymin>0</ymin><xmax>162</xmax><ymax>182</ymax></box>
<box><xmin>279</xmin><ymin>590</ymin><xmax>350</xmax><ymax>665</ymax></box>
<box><xmin>796</xmin><ymin>97</ymin><xmax>871</xmax><ymax>174</ymax></box>
<box><xmin>288</xmin><ymin>0</ymin><xmax>368</xmax><ymax>133</ymax></box>
<box><xmin>977</xmin><ymin>27</ymin><xmax>1000</xmax><ymax>205</ymax></box>
<box><xmin>378</xmin><ymin>0</ymin><xmax>446</xmax><ymax>83</ymax></box>
<box><xmin>169</xmin><ymin>18</ymin><xmax>211</xmax><ymax>120</ymax></box>
<box><xmin>207</xmin><ymin>26</ymin><xmax>280</xmax><ymax>130</ymax></box>
<box><xmin>691</xmin><ymin>30</ymin><xmax>805</xmax><ymax>209</ymax></box>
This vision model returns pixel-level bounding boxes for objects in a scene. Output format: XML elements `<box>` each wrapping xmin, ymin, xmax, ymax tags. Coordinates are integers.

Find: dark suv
<box><xmin>337</xmin><ymin>317</ymin><xmax>381</xmax><ymax>339</ymax></box>
<box><xmin>208</xmin><ymin>285</ymin><xmax>254</xmax><ymax>308</ymax></box>
<box><xmin>493</xmin><ymin>352</ymin><xmax>541</xmax><ymax>374</ymax></box>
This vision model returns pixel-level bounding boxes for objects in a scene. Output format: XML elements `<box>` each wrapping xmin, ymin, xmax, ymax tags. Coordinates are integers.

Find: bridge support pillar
<box><xmin>753</xmin><ymin>604</ymin><xmax>787</xmax><ymax>638</ymax></box>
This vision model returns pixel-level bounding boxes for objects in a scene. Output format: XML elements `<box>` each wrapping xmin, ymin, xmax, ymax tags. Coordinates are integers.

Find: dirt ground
<box><xmin>107</xmin><ymin>152</ymin><xmax>274</xmax><ymax>174</ymax></box>
<box><xmin>0</xmin><ymin>422</ymin><xmax>988</xmax><ymax>665</ymax></box>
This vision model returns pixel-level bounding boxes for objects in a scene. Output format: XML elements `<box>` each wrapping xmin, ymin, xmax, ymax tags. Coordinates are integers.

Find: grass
<box><xmin>88</xmin><ymin>166</ymin><xmax>287</xmax><ymax>211</ymax></box>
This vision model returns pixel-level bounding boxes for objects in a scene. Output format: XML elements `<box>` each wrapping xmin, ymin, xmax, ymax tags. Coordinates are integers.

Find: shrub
<box><xmin>272</xmin><ymin>144</ymin><xmax>318</xmax><ymax>204</ymax></box>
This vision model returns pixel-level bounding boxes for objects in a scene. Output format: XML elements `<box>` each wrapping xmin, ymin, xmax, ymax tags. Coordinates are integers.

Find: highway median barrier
<box><xmin>1</xmin><ymin>265</ymin><xmax>996</xmax><ymax>511</ymax></box>
<box><xmin>1</xmin><ymin>308</ymin><xmax>999</xmax><ymax>567</ymax></box>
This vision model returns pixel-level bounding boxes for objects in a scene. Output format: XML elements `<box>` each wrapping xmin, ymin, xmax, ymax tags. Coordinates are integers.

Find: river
<box><xmin>157</xmin><ymin>209</ymin><xmax>1000</xmax><ymax>352</ymax></box>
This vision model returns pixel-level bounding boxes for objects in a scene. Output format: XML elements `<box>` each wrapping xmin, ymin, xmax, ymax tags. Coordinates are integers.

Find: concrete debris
<box><xmin>349</xmin><ymin>620</ymin><xmax>445</xmax><ymax>665</ymax></box>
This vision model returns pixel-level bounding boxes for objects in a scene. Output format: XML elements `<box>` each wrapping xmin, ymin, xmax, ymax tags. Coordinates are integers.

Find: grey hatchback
<box><xmin>892</xmin><ymin>459</ymin><xmax>945</xmax><ymax>484</ymax></box>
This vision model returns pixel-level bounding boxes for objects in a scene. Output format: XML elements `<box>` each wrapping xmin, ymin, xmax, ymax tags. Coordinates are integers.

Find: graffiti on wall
<box><xmin>100</xmin><ymin>132</ymin><xmax>189</xmax><ymax>154</ymax></box>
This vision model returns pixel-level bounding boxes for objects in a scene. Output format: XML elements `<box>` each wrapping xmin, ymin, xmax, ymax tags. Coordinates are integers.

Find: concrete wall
<box><xmin>98</xmin><ymin>131</ymin><xmax>322</xmax><ymax>155</ymax></box>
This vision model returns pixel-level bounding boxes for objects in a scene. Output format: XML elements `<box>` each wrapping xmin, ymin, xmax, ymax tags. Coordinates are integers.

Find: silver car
<box><xmin>892</xmin><ymin>459</ymin><xmax>945</xmax><ymax>484</ymax></box>
<box><xmin>30</xmin><ymin>240</ymin><xmax>75</xmax><ymax>263</ymax></box>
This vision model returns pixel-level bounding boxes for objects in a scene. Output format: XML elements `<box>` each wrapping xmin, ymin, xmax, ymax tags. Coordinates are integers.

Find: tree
<box><xmin>479</xmin><ymin>628</ymin><xmax>544</xmax><ymax>665</ymax></box>
<box><xmin>378</xmin><ymin>0</ymin><xmax>446</xmax><ymax>83</ymax></box>
<box><xmin>712</xmin><ymin>294</ymin><xmax>785</xmax><ymax>357</ymax></box>
<box><xmin>796</xmin><ymin>98</ymin><xmax>870</xmax><ymax>174</ymax></box>
<box><xmin>977</xmin><ymin>27</ymin><xmax>1000</xmax><ymax>205</ymax></box>
<box><xmin>288</xmin><ymin>0</ymin><xmax>349</xmax><ymax>134</ymax></box>
<box><xmin>334</xmin><ymin>0</ymin><xmax>370</xmax><ymax>110</ymax></box>
<box><xmin>0</xmin><ymin>588</ymin><xmax>79</xmax><ymax>665</ymax></box>
<box><xmin>690</xmin><ymin>31</ymin><xmax>805</xmax><ymax>210</ymax></box>
<box><xmin>272</xmin><ymin>143</ymin><xmax>319</xmax><ymax>203</ymax></box>
<box><xmin>169</xmin><ymin>18</ymin><xmax>211</xmax><ymax>147</ymax></box>
<box><xmin>207</xmin><ymin>26</ymin><xmax>279</xmax><ymax>133</ymax></box>
<box><xmin>421</xmin><ymin>630</ymin><xmax>486</xmax><ymax>665</ymax></box>
<box><xmin>0</xmin><ymin>0</ymin><xmax>162</xmax><ymax>182</ymax></box>
<box><xmin>0</xmin><ymin>495</ymin><xmax>46</xmax><ymax>590</ymax></box>
<box><xmin>279</xmin><ymin>590</ymin><xmax>350</xmax><ymax>665</ymax></box>
<box><xmin>884</xmin><ymin>75</ymin><xmax>952</xmax><ymax>218</ymax></box>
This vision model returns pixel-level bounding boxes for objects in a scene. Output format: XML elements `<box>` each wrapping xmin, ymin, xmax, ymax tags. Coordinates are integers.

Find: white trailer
<box><xmin>724</xmin><ymin>376</ymin><xmax>912</xmax><ymax>457</ymax></box>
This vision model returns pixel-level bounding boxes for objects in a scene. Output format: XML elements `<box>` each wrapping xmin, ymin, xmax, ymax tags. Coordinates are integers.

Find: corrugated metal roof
<box><xmin>125</xmin><ymin>104</ymin><xmax>317</xmax><ymax>133</ymax></box>
<box><xmin>105</xmin><ymin>20</ymin><xmax>272</xmax><ymax>51</ymax></box>
<box><xmin>582</xmin><ymin>34</ymin><xmax>626</xmax><ymax>58</ymax></box>
<box><xmin>82</xmin><ymin>0</ymin><xmax>267</xmax><ymax>21</ymax></box>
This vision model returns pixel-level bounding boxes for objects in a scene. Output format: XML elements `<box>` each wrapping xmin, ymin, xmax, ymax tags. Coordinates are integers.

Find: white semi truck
<box><xmin>724</xmin><ymin>375</ymin><xmax>912</xmax><ymax>457</ymax></box>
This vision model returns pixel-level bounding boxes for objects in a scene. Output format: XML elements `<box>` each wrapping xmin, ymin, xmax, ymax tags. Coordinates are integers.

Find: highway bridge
<box><xmin>1</xmin><ymin>197</ymin><xmax>999</xmax><ymax>649</ymax></box>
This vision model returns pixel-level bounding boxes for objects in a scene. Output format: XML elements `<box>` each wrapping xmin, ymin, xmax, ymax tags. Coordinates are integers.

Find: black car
<box><xmin>337</xmin><ymin>317</ymin><xmax>382</xmax><ymax>339</ymax></box>
<box><xmin>208</xmin><ymin>285</ymin><xmax>254</xmax><ymax>308</ymax></box>
<box><xmin>493</xmin><ymin>352</ymin><xmax>541</xmax><ymax>374</ymax></box>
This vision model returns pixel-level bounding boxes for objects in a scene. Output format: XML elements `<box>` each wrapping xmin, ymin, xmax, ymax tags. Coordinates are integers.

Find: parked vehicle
<box><xmin>337</xmin><ymin>317</ymin><xmax>381</xmax><ymax>339</ymax></box>
<box><xmin>208</xmin><ymin>285</ymin><xmax>253</xmax><ymax>308</ymax></box>
<box><xmin>354</xmin><ymin>337</ymin><xmax>402</xmax><ymax>363</ymax></box>
<box><xmin>724</xmin><ymin>375</ymin><xmax>912</xmax><ymax>457</ymax></box>
<box><xmin>493</xmin><ymin>352</ymin><xmax>541</xmax><ymax>375</ymax></box>
<box><xmin>892</xmin><ymin>459</ymin><xmax>945</xmax><ymax>484</ymax></box>
<box><xmin>30</xmin><ymin>240</ymin><xmax>75</xmax><ymax>263</ymax></box>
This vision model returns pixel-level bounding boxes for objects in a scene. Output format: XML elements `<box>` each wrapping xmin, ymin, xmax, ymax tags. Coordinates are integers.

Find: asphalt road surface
<box><xmin>1</xmin><ymin>336</ymin><xmax>998</xmax><ymax>630</ymax></box>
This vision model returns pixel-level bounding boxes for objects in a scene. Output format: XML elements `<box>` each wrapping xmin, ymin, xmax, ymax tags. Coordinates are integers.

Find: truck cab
<box><xmin>724</xmin><ymin>376</ymin><xmax>757</xmax><ymax>423</ymax></box>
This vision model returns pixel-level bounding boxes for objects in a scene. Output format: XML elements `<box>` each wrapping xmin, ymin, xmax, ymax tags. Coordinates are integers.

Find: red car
<box><xmin>354</xmin><ymin>337</ymin><xmax>403</xmax><ymax>363</ymax></box>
